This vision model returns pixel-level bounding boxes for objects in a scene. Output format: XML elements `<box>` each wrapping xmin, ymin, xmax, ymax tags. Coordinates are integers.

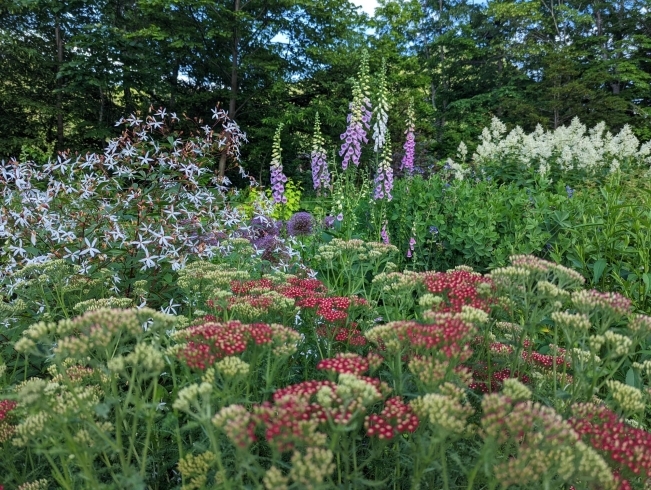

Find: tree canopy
<box><xmin>1</xmin><ymin>0</ymin><xmax>649</xmax><ymax>183</ymax></box>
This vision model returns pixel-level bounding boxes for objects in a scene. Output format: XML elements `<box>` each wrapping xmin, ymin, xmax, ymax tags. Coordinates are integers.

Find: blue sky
<box><xmin>350</xmin><ymin>0</ymin><xmax>379</xmax><ymax>16</ymax></box>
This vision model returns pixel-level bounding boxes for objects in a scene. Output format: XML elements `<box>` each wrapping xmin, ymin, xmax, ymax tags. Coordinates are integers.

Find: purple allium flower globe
<box><xmin>286</xmin><ymin>212</ymin><xmax>314</xmax><ymax>237</ymax></box>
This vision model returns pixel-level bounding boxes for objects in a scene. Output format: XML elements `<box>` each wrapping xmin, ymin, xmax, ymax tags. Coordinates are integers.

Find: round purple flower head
<box><xmin>286</xmin><ymin>212</ymin><xmax>314</xmax><ymax>237</ymax></box>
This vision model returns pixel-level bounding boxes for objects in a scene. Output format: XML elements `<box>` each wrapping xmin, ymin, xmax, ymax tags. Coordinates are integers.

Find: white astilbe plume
<box><xmin>453</xmin><ymin>116</ymin><xmax>651</xmax><ymax>181</ymax></box>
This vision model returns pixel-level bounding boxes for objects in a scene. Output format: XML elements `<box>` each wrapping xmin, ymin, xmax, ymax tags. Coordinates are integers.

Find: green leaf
<box><xmin>626</xmin><ymin>367</ymin><xmax>639</xmax><ymax>388</ymax></box>
<box><xmin>592</xmin><ymin>259</ymin><xmax>608</xmax><ymax>284</ymax></box>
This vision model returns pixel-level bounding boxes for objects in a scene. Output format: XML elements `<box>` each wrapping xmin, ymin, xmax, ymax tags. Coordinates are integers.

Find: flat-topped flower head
<box><xmin>365</xmin><ymin>396</ymin><xmax>419</xmax><ymax>439</ymax></box>
<box><xmin>317</xmin><ymin>353</ymin><xmax>370</xmax><ymax>376</ymax></box>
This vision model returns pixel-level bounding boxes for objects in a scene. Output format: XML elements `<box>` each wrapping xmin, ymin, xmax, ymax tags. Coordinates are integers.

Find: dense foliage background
<box><xmin>2</xmin><ymin>0</ymin><xmax>650</xmax><ymax>183</ymax></box>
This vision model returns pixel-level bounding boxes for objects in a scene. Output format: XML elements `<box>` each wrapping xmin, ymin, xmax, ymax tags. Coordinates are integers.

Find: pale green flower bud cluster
<box><xmin>410</xmin><ymin>384</ymin><xmax>472</xmax><ymax>434</ymax></box>
<box><xmin>551</xmin><ymin>311</ymin><xmax>591</xmax><ymax>331</ymax></box>
<box><xmin>316</xmin><ymin>385</ymin><xmax>335</xmax><ymax>408</ymax></box>
<box><xmin>418</xmin><ymin>293</ymin><xmax>443</xmax><ymax>309</ymax></box>
<box><xmin>633</xmin><ymin>360</ymin><xmax>651</xmax><ymax>378</ymax></box>
<box><xmin>537</xmin><ymin>280</ymin><xmax>570</xmax><ymax>300</ymax></box>
<box><xmin>603</xmin><ymin>331</ymin><xmax>633</xmax><ymax>356</ymax></box>
<box><xmin>17</xmin><ymin>479</ymin><xmax>49</xmax><ymax>490</ymax></box>
<box><xmin>495</xmin><ymin>321</ymin><xmax>522</xmax><ymax>334</ymax></box>
<box><xmin>0</xmin><ymin>297</ymin><xmax>27</xmax><ymax>318</ymax></box>
<box><xmin>314</xmin><ymin>239</ymin><xmax>398</xmax><ymax>265</ymax></box>
<box><xmin>73</xmin><ymin>297</ymin><xmax>133</xmax><ymax>314</ymax></box>
<box><xmin>488</xmin><ymin>266</ymin><xmax>531</xmax><ymax>286</ymax></box>
<box><xmin>459</xmin><ymin>305</ymin><xmax>489</xmax><ymax>325</ymax></box>
<box><xmin>481</xmin><ymin>394</ymin><xmax>615</xmax><ymax>489</ymax></box>
<box><xmin>16</xmin><ymin>308</ymin><xmax>178</xmax><ymax>359</ymax></box>
<box><xmin>606</xmin><ymin>380</ymin><xmax>646</xmax><ymax>414</ymax></box>
<box><xmin>173</xmin><ymin>382</ymin><xmax>213</xmax><ymax>414</ymax></box>
<box><xmin>364</xmin><ymin>323</ymin><xmax>403</xmax><ymax>353</ymax></box>
<box><xmin>13</xmin><ymin>412</ymin><xmax>50</xmax><ymax>447</ymax></box>
<box><xmin>572</xmin><ymin>348</ymin><xmax>600</xmax><ymax>365</ymax></box>
<box><xmin>629</xmin><ymin>314</ymin><xmax>651</xmax><ymax>334</ymax></box>
<box><xmin>0</xmin><ymin>363</ymin><xmax>6</xmax><ymax>378</ymax></box>
<box><xmin>270</xmin><ymin>323</ymin><xmax>301</xmax><ymax>357</ymax></box>
<box><xmin>177</xmin><ymin>451</ymin><xmax>217</xmax><ymax>490</ymax></box>
<box><xmin>502</xmin><ymin>378</ymin><xmax>532</xmax><ymax>401</ymax></box>
<box><xmin>73</xmin><ymin>428</ymin><xmax>94</xmax><ymax>447</ymax></box>
<box><xmin>215</xmin><ymin>357</ymin><xmax>250</xmax><ymax>378</ymax></box>
<box><xmin>263</xmin><ymin>466</ymin><xmax>289</xmax><ymax>490</ymax></box>
<box><xmin>212</xmin><ymin>404</ymin><xmax>255</xmax><ymax>448</ymax></box>
<box><xmin>289</xmin><ymin>447</ymin><xmax>335</xmax><ymax>489</ymax></box>
<box><xmin>14</xmin><ymin>321</ymin><xmax>57</xmax><ymax>354</ymax></box>
<box><xmin>588</xmin><ymin>334</ymin><xmax>606</xmax><ymax>352</ymax></box>
<box><xmin>336</xmin><ymin>373</ymin><xmax>383</xmax><ymax>408</ymax></box>
<box><xmin>372</xmin><ymin>270</ymin><xmax>423</xmax><ymax>294</ymax></box>
<box><xmin>107</xmin><ymin>343</ymin><xmax>165</xmax><ymax>378</ymax></box>
<box><xmin>408</xmin><ymin>357</ymin><xmax>473</xmax><ymax>389</ymax></box>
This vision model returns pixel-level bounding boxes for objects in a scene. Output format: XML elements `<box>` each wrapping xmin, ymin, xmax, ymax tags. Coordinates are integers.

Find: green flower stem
<box><xmin>139</xmin><ymin>377</ymin><xmax>159</xmax><ymax>477</ymax></box>
<box><xmin>440</xmin><ymin>442</ymin><xmax>450</xmax><ymax>490</ymax></box>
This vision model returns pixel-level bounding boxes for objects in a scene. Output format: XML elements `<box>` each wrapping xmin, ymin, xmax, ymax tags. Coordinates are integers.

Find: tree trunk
<box><xmin>55</xmin><ymin>17</ymin><xmax>64</xmax><ymax>151</ymax></box>
<box><xmin>218</xmin><ymin>0</ymin><xmax>241</xmax><ymax>180</ymax></box>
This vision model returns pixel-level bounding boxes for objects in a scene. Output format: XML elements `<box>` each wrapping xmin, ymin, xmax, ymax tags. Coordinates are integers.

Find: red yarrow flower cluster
<box><xmin>470</xmin><ymin>366</ymin><xmax>531</xmax><ymax>393</ymax></box>
<box><xmin>571</xmin><ymin>403</ymin><xmax>651</xmax><ymax>484</ymax></box>
<box><xmin>230</xmin><ymin>278</ymin><xmax>275</xmax><ymax>295</ymax></box>
<box><xmin>278</xmin><ymin>278</ymin><xmax>328</xmax><ymax>299</ymax></box>
<box><xmin>298</xmin><ymin>296</ymin><xmax>367</xmax><ymax>322</ymax></box>
<box><xmin>399</xmin><ymin>318</ymin><xmax>473</xmax><ymax>359</ymax></box>
<box><xmin>424</xmin><ymin>269</ymin><xmax>494</xmax><ymax>313</ymax></box>
<box><xmin>317</xmin><ymin>353</ymin><xmax>370</xmax><ymax>376</ymax></box>
<box><xmin>177</xmin><ymin>320</ymin><xmax>273</xmax><ymax>369</ymax></box>
<box><xmin>0</xmin><ymin>400</ymin><xmax>17</xmax><ymax>421</ymax></box>
<box><xmin>365</xmin><ymin>397</ymin><xmax>419</xmax><ymax>439</ymax></box>
<box><xmin>521</xmin><ymin>350</ymin><xmax>570</xmax><ymax>370</ymax></box>
<box><xmin>256</xmin><ymin>395</ymin><xmax>330</xmax><ymax>452</ymax></box>
<box><xmin>315</xmin><ymin>321</ymin><xmax>367</xmax><ymax>347</ymax></box>
<box><xmin>273</xmin><ymin>380</ymin><xmax>337</xmax><ymax>402</ymax></box>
